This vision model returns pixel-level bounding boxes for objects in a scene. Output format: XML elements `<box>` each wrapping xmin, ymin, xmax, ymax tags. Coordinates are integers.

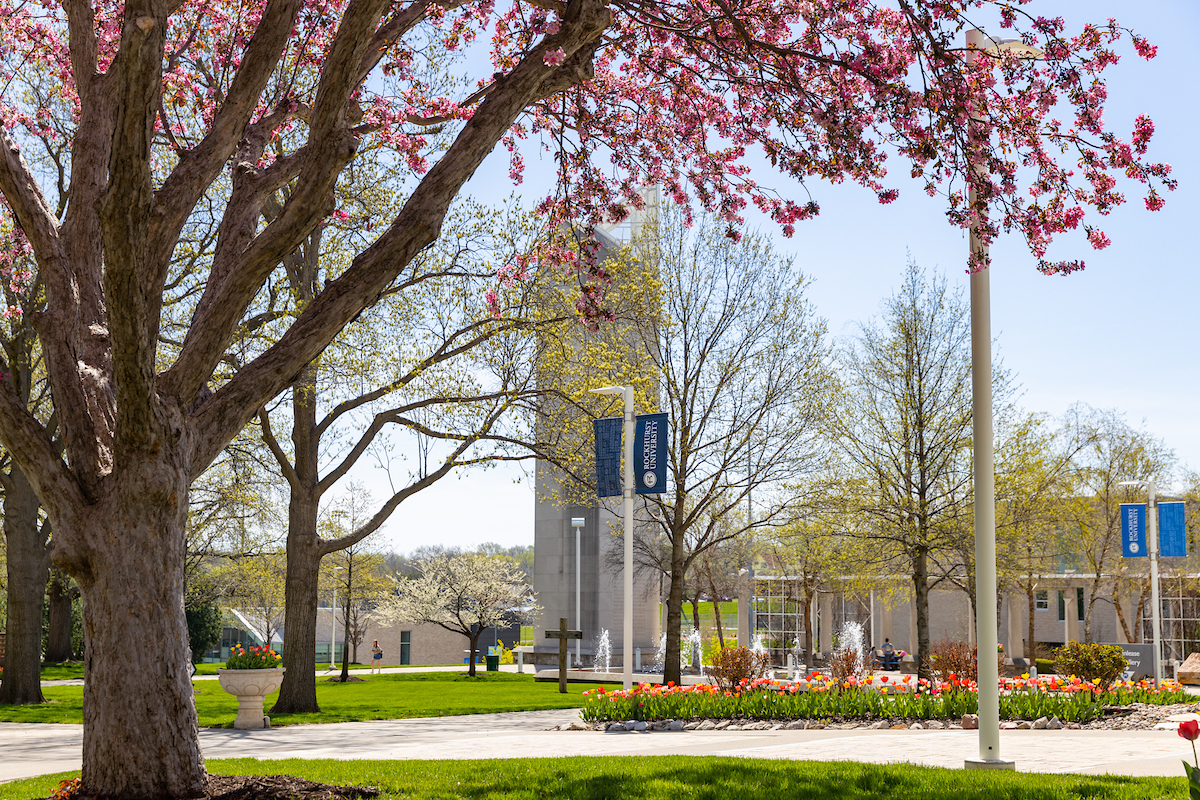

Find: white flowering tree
<box><xmin>377</xmin><ymin>550</ymin><xmax>538</xmax><ymax>677</ymax></box>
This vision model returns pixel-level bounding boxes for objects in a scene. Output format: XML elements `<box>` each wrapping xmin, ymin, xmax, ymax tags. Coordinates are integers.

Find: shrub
<box><xmin>828</xmin><ymin>648</ymin><xmax>866</xmax><ymax>681</ymax></box>
<box><xmin>925</xmin><ymin>640</ymin><xmax>978</xmax><ymax>682</ymax></box>
<box><xmin>1035</xmin><ymin>658</ymin><xmax>1056</xmax><ymax>675</ymax></box>
<box><xmin>707</xmin><ymin>646</ymin><xmax>770</xmax><ymax>692</ymax></box>
<box><xmin>1053</xmin><ymin>642</ymin><xmax>1126</xmax><ymax>690</ymax></box>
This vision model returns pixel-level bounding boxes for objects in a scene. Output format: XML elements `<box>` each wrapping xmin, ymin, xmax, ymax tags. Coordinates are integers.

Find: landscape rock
<box><xmin>1032</xmin><ymin>716</ymin><xmax>1049</xmax><ymax>730</ymax></box>
<box><xmin>925</xmin><ymin>720</ymin><xmax>944</xmax><ymax>729</ymax></box>
<box><xmin>667</xmin><ymin>720</ymin><xmax>685</xmax><ymax>731</ymax></box>
<box><xmin>1000</xmin><ymin>722</ymin><xmax>1019</xmax><ymax>730</ymax></box>
<box><xmin>961</xmin><ymin>714</ymin><xmax>979</xmax><ymax>730</ymax></box>
<box><xmin>1047</xmin><ymin>717</ymin><xmax>1063</xmax><ymax>730</ymax></box>
<box><xmin>684</xmin><ymin>721</ymin><xmax>702</xmax><ymax>731</ymax></box>
<box><xmin>607</xmin><ymin>723</ymin><xmax>625</xmax><ymax>732</ymax></box>
<box><xmin>568</xmin><ymin>721</ymin><xmax>589</xmax><ymax>731</ymax></box>
<box><xmin>714</xmin><ymin>720</ymin><xmax>732</xmax><ymax>730</ymax></box>
<box><xmin>633</xmin><ymin>721</ymin><xmax>648</xmax><ymax>732</ymax></box>
<box><xmin>1016</xmin><ymin>721</ymin><xmax>1033</xmax><ymax>730</ymax></box>
<box><xmin>1067</xmin><ymin>722</ymin><xmax>1081</xmax><ymax>730</ymax></box>
<box><xmin>909</xmin><ymin>722</ymin><xmax>924</xmax><ymax>730</ymax></box>
<box><xmin>784</xmin><ymin>720</ymin><xmax>807</xmax><ymax>730</ymax></box>
<box><xmin>624</xmin><ymin>721</ymin><xmax>638</xmax><ymax>731</ymax></box>
<box><xmin>869</xmin><ymin>721</ymin><xmax>888</xmax><ymax>729</ymax></box>
<box><xmin>1176</xmin><ymin>653</ymin><xmax>1200</xmax><ymax>684</ymax></box>
<box><xmin>698</xmin><ymin>720</ymin><xmax>717</xmax><ymax>731</ymax></box>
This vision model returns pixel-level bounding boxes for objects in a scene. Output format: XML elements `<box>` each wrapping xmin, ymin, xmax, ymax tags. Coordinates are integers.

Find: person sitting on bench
<box><xmin>881</xmin><ymin>638</ymin><xmax>898</xmax><ymax>670</ymax></box>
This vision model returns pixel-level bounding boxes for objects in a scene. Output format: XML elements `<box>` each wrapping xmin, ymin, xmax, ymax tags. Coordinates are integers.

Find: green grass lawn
<box><xmin>0</xmin><ymin>757</ymin><xmax>1182</xmax><ymax>800</ymax></box>
<box><xmin>0</xmin><ymin>672</ymin><xmax>591</xmax><ymax>727</ymax></box>
<box><xmin>37</xmin><ymin>662</ymin><xmax>466</xmax><ymax>681</ymax></box>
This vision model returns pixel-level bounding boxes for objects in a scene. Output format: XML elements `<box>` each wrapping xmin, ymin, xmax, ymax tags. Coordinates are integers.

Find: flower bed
<box><xmin>580</xmin><ymin>674</ymin><xmax>1191</xmax><ymax>724</ymax></box>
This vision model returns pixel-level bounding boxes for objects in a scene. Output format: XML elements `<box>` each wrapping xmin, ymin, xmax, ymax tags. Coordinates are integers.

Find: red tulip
<box><xmin>1179</xmin><ymin>719</ymin><xmax>1200</xmax><ymax>741</ymax></box>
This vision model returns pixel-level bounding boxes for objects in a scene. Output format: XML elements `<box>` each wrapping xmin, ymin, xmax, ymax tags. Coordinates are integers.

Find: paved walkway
<box><xmin>1</xmin><ymin>709</ymin><xmax>1193</xmax><ymax>784</ymax></box>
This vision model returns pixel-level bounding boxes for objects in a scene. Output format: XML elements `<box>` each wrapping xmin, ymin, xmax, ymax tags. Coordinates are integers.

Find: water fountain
<box><xmin>686</xmin><ymin>628</ymin><xmax>705</xmax><ymax>677</ymax></box>
<box><xmin>835</xmin><ymin>619</ymin><xmax>867</xmax><ymax>676</ymax></box>
<box><xmin>751</xmin><ymin>632</ymin><xmax>766</xmax><ymax>656</ymax></box>
<box><xmin>593</xmin><ymin>629</ymin><xmax>611</xmax><ymax>675</ymax></box>
<box><xmin>652</xmin><ymin>632</ymin><xmax>667</xmax><ymax>673</ymax></box>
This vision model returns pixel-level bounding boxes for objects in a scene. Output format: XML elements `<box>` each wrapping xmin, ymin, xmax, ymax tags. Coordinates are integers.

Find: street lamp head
<box><xmin>570</xmin><ymin>518</ymin><xmax>585</xmax><ymax>528</ymax></box>
<box><xmin>979</xmin><ymin>34</ymin><xmax>1043</xmax><ymax>58</ymax></box>
<box><xmin>590</xmin><ymin>386</ymin><xmax>625</xmax><ymax>395</ymax></box>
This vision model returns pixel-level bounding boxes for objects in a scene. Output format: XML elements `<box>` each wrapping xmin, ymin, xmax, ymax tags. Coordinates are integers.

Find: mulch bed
<box><xmin>207</xmin><ymin>775</ymin><xmax>379</xmax><ymax>800</ymax></box>
<box><xmin>322</xmin><ymin>676</ymin><xmax>368</xmax><ymax>683</ymax></box>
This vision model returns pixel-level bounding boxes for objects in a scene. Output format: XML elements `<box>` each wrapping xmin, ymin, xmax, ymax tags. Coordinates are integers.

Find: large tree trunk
<box><xmin>272</xmin><ymin>361</ymin><xmax>324</xmax><ymax>713</ymax></box>
<box><xmin>0</xmin><ymin>465</ymin><xmax>49</xmax><ymax>704</ymax></box>
<box><xmin>272</xmin><ymin>489</ymin><xmax>322</xmax><ymax>713</ymax></box>
<box><xmin>46</xmin><ymin>569</ymin><xmax>77</xmax><ymax>663</ymax></box>
<box><xmin>71</xmin><ymin>460</ymin><xmax>206</xmax><ymax>799</ymax></box>
<box><xmin>663</xmin><ymin>532</ymin><xmax>687</xmax><ymax>686</ymax></box>
<box><xmin>913</xmin><ymin>547</ymin><xmax>930</xmax><ymax>680</ymax></box>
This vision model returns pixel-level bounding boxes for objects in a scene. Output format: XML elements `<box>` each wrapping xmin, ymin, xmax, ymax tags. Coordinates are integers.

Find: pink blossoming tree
<box><xmin>0</xmin><ymin>0</ymin><xmax>1172</xmax><ymax>797</ymax></box>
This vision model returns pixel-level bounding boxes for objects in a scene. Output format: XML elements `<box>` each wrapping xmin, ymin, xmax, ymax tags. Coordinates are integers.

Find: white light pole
<box><xmin>329</xmin><ymin>565</ymin><xmax>343</xmax><ymax>671</ymax></box>
<box><xmin>964</xmin><ymin>29</ymin><xmax>1041</xmax><ymax>772</ymax></box>
<box><xmin>591</xmin><ymin>385</ymin><xmax>635</xmax><ymax>690</ymax></box>
<box><xmin>571</xmin><ymin>517</ymin><xmax>585</xmax><ymax>667</ymax></box>
<box><xmin>1119</xmin><ymin>479</ymin><xmax>1163</xmax><ymax>684</ymax></box>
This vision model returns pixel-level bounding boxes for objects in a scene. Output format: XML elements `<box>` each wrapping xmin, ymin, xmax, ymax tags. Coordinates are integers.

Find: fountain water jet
<box><xmin>593</xmin><ymin>629</ymin><xmax>611</xmax><ymax>675</ymax></box>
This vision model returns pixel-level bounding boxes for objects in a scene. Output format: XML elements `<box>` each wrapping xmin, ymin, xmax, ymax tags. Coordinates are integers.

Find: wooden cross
<box><xmin>545</xmin><ymin>617</ymin><xmax>582</xmax><ymax>693</ymax></box>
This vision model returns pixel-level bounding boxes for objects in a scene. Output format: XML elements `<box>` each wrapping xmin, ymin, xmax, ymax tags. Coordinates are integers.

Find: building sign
<box><xmin>593</xmin><ymin>417</ymin><xmax>623</xmax><ymax>498</ymax></box>
<box><xmin>1121</xmin><ymin>503</ymin><xmax>1146</xmax><ymax>558</ymax></box>
<box><xmin>1159</xmin><ymin>501</ymin><xmax>1188</xmax><ymax>558</ymax></box>
<box><xmin>1102</xmin><ymin>642</ymin><xmax>1155</xmax><ymax>681</ymax></box>
<box><xmin>634</xmin><ymin>413</ymin><xmax>669</xmax><ymax>494</ymax></box>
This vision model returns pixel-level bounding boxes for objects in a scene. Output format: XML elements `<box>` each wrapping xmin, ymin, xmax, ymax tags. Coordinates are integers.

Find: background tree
<box><xmin>832</xmin><ymin>261</ymin><xmax>1009</xmax><ymax>677</ymax></box>
<box><xmin>322</xmin><ymin>485</ymin><xmax>390</xmax><ymax>675</ymax></box>
<box><xmin>995</xmin><ymin>413</ymin><xmax>1083</xmax><ymax>659</ymax></box>
<box><xmin>620</xmin><ymin>209</ymin><xmax>833</xmax><ymax>686</ymax></box>
<box><xmin>0</xmin><ymin>0</ymin><xmax>1170</xmax><ymax>794</ymax></box>
<box><xmin>184</xmin><ymin>602</ymin><xmax>223</xmax><ymax>666</ymax></box>
<box><xmin>264</xmin><ymin>198</ymin><xmax>565</xmax><ymax>713</ymax></box>
<box><xmin>376</xmin><ymin>549</ymin><xmax>539</xmax><ymax>677</ymax></box>
<box><xmin>1066</xmin><ymin>404</ymin><xmax>1175</xmax><ymax>642</ymax></box>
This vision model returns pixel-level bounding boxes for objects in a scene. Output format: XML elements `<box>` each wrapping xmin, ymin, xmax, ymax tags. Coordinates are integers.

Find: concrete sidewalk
<box><xmin>1</xmin><ymin>710</ymin><xmax>1193</xmax><ymax>785</ymax></box>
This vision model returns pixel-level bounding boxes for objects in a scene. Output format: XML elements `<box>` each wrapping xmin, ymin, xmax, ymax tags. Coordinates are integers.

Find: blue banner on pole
<box><xmin>1121</xmin><ymin>503</ymin><xmax>1147</xmax><ymax>558</ymax></box>
<box><xmin>634</xmin><ymin>413</ymin><xmax>669</xmax><ymax>494</ymax></box>
<box><xmin>594</xmin><ymin>417</ymin><xmax>623</xmax><ymax>498</ymax></box>
<box><xmin>1159</xmin><ymin>501</ymin><xmax>1188</xmax><ymax>558</ymax></box>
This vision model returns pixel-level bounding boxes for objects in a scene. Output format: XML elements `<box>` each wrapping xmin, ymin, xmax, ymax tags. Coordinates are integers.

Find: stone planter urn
<box><xmin>217</xmin><ymin>668</ymin><xmax>286</xmax><ymax>729</ymax></box>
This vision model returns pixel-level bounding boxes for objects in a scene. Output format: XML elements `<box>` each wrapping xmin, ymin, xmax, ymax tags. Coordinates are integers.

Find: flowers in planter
<box><xmin>224</xmin><ymin>644</ymin><xmax>282</xmax><ymax>670</ymax></box>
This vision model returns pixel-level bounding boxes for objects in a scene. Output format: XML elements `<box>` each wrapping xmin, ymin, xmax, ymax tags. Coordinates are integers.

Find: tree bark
<box><xmin>1113</xmin><ymin>587</ymin><xmax>1134</xmax><ymax>645</ymax></box>
<box><xmin>663</xmin><ymin>530</ymin><xmax>687</xmax><ymax>686</ymax></box>
<box><xmin>271</xmin><ymin>487</ymin><xmax>322</xmax><ymax>712</ymax></box>
<box><xmin>467</xmin><ymin>629</ymin><xmax>481</xmax><ymax>677</ymax></box>
<box><xmin>913</xmin><ymin>547</ymin><xmax>930</xmax><ymax>680</ymax></box>
<box><xmin>0</xmin><ymin>465</ymin><xmax>49</xmax><ymax>704</ymax></box>
<box><xmin>272</xmin><ymin>360</ymin><xmax>324</xmax><ymax>713</ymax></box>
<box><xmin>1027</xmin><ymin>586</ymin><xmax>1037</xmax><ymax>662</ymax></box>
<box><xmin>46</xmin><ymin>569</ymin><xmax>77</xmax><ymax>663</ymax></box>
<box><xmin>73</xmin><ymin>459</ymin><xmax>206</xmax><ymax>799</ymax></box>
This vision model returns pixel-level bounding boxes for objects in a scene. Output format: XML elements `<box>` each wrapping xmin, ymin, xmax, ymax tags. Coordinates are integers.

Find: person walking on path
<box><xmin>371</xmin><ymin>641</ymin><xmax>384</xmax><ymax>674</ymax></box>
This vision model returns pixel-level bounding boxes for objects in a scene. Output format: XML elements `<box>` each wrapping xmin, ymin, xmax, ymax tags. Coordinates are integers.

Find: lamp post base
<box><xmin>964</xmin><ymin>758</ymin><xmax>1016</xmax><ymax>771</ymax></box>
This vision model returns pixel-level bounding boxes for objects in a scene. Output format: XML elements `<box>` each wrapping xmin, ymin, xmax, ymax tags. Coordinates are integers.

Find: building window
<box><xmin>400</xmin><ymin>630</ymin><xmax>411</xmax><ymax>665</ymax></box>
<box><xmin>1035</xmin><ymin>590</ymin><xmax>1049</xmax><ymax>611</ymax></box>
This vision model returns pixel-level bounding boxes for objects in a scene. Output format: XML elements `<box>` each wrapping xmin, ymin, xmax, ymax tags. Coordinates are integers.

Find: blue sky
<box><xmin>365</xmin><ymin>0</ymin><xmax>1200</xmax><ymax>553</ymax></box>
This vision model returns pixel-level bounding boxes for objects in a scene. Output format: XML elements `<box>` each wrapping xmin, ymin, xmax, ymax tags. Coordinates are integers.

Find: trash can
<box><xmin>485</xmin><ymin>653</ymin><xmax>500</xmax><ymax>672</ymax></box>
